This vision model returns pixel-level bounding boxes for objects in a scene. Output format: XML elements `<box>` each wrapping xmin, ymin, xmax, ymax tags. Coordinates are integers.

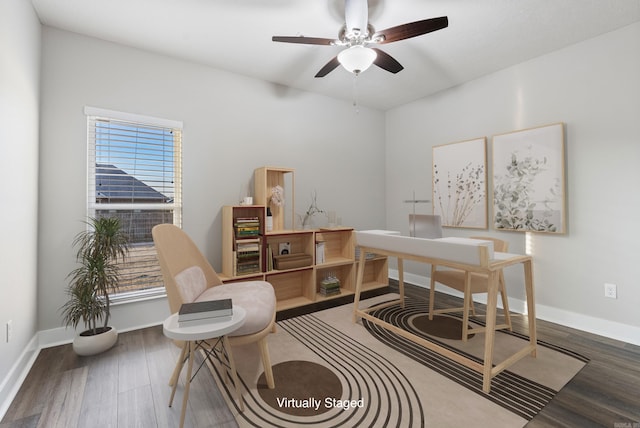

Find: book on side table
<box><xmin>178</xmin><ymin>298</ymin><xmax>233</xmax><ymax>327</ymax></box>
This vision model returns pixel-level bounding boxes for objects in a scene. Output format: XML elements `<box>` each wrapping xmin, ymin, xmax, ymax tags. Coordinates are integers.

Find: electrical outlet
<box><xmin>604</xmin><ymin>283</ymin><xmax>617</xmax><ymax>299</ymax></box>
<box><xmin>6</xmin><ymin>320</ymin><xmax>12</xmax><ymax>343</ymax></box>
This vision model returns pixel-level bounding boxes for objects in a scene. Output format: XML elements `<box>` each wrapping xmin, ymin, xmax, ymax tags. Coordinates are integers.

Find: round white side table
<box><xmin>163</xmin><ymin>305</ymin><xmax>246</xmax><ymax>428</ymax></box>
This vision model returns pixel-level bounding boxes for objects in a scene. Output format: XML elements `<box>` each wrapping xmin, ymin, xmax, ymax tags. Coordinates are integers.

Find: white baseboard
<box><xmin>389</xmin><ymin>269</ymin><xmax>640</xmax><ymax>347</ymax></box>
<box><xmin>0</xmin><ymin>335</ymin><xmax>39</xmax><ymax>420</ymax></box>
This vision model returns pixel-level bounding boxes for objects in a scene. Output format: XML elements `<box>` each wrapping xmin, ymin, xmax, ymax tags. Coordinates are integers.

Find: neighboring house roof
<box><xmin>96</xmin><ymin>164</ymin><xmax>170</xmax><ymax>202</ymax></box>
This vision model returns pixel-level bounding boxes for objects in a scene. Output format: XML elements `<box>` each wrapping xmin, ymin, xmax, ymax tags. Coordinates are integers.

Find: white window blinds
<box><xmin>85</xmin><ymin>107</ymin><xmax>182</xmax><ymax>295</ymax></box>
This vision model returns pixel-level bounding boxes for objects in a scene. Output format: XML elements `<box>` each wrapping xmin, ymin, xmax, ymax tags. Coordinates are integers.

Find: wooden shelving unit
<box><xmin>220</xmin><ymin>166</ymin><xmax>388</xmax><ymax>312</ymax></box>
<box><xmin>358</xmin><ymin>255</ymin><xmax>389</xmax><ymax>291</ymax></box>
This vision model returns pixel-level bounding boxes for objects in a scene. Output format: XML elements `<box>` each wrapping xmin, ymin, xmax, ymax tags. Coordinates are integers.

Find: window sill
<box><xmin>111</xmin><ymin>287</ymin><xmax>167</xmax><ymax>306</ymax></box>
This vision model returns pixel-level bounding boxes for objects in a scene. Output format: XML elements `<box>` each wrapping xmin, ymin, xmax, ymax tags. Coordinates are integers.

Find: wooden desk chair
<box><xmin>428</xmin><ymin>236</ymin><xmax>512</xmax><ymax>341</ymax></box>
<box><xmin>152</xmin><ymin>224</ymin><xmax>276</xmax><ymax>389</ymax></box>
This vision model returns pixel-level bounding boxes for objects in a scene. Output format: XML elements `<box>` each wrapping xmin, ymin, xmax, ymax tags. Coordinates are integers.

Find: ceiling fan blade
<box><xmin>371</xmin><ymin>48</ymin><xmax>403</xmax><ymax>74</ymax></box>
<box><xmin>373</xmin><ymin>16</ymin><xmax>448</xmax><ymax>44</ymax></box>
<box><xmin>272</xmin><ymin>36</ymin><xmax>336</xmax><ymax>46</ymax></box>
<box><xmin>314</xmin><ymin>56</ymin><xmax>341</xmax><ymax>78</ymax></box>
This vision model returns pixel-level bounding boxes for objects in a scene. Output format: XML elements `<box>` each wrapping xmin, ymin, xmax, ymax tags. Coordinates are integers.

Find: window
<box><xmin>85</xmin><ymin>107</ymin><xmax>182</xmax><ymax>299</ymax></box>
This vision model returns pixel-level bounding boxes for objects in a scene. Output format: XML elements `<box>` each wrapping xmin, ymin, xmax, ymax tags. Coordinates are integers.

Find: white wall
<box><xmin>386</xmin><ymin>23</ymin><xmax>640</xmax><ymax>341</ymax></box>
<box><xmin>0</xmin><ymin>0</ymin><xmax>41</xmax><ymax>412</ymax></box>
<box><xmin>37</xmin><ymin>27</ymin><xmax>387</xmax><ymax>333</ymax></box>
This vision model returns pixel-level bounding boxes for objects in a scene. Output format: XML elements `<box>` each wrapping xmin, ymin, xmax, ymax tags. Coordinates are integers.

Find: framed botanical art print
<box><xmin>432</xmin><ymin>137</ymin><xmax>487</xmax><ymax>229</ymax></box>
<box><xmin>492</xmin><ymin>123</ymin><xmax>566</xmax><ymax>233</ymax></box>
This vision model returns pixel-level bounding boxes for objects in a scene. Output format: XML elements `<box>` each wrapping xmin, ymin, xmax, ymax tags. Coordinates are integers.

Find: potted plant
<box><xmin>61</xmin><ymin>217</ymin><xmax>129</xmax><ymax>356</ymax></box>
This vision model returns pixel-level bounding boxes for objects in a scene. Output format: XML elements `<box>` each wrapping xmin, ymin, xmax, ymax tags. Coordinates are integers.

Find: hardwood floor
<box><xmin>2</xmin><ymin>283</ymin><xmax>639</xmax><ymax>427</ymax></box>
<box><xmin>401</xmin><ymin>283</ymin><xmax>640</xmax><ymax>428</ymax></box>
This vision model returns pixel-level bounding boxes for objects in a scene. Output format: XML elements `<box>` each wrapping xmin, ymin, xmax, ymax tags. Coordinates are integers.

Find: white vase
<box><xmin>73</xmin><ymin>326</ymin><xmax>118</xmax><ymax>356</ymax></box>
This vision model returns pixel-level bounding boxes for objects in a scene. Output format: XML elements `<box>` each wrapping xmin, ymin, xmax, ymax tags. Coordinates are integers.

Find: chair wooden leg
<box><xmin>462</xmin><ymin>272</ymin><xmax>472</xmax><ymax>342</ymax></box>
<box><xmin>429</xmin><ymin>265</ymin><xmax>437</xmax><ymax>320</ymax></box>
<box><xmin>223</xmin><ymin>336</ymin><xmax>244</xmax><ymax>412</ymax></box>
<box><xmin>259</xmin><ymin>337</ymin><xmax>275</xmax><ymax>389</ymax></box>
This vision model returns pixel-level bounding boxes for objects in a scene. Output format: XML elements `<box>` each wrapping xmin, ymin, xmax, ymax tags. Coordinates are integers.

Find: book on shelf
<box><xmin>266</xmin><ymin>243</ymin><xmax>274</xmax><ymax>271</ymax></box>
<box><xmin>320</xmin><ymin>288</ymin><xmax>341</xmax><ymax>297</ymax></box>
<box><xmin>355</xmin><ymin>247</ymin><xmax>377</xmax><ymax>260</ymax></box>
<box><xmin>320</xmin><ymin>284</ymin><xmax>341</xmax><ymax>296</ymax></box>
<box><xmin>235</xmin><ymin>217</ymin><xmax>259</xmax><ymax>223</ymax></box>
<box><xmin>234</xmin><ymin>238</ymin><xmax>261</xmax><ymax>275</ymax></box>
<box><xmin>237</xmin><ymin>249</ymin><xmax>260</xmax><ymax>259</ymax></box>
<box><xmin>237</xmin><ymin>241</ymin><xmax>260</xmax><ymax>250</ymax></box>
<box><xmin>320</xmin><ymin>277</ymin><xmax>341</xmax><ymax>296</ymax></box>
<box><xmin>234</xmin><ymin>257</ymin><xmax>261</xmax><ymax>275</ymax></box>
<box><xmin>178</xmin><ymin>298</ymin><xmax>233</xmax><ymax>322</ymax></box>
<box><xmin>236</xmin><ymin>262</ymin><xmax>260</xmax><ymax>274</ymax></box>
<box><xmin>236</xmin><ymin>230</ymin><xmax>259</xmax><ymax>238</ymax></box>
<box><xmin>315</xmin><ymin>241</ymin><xmax>325</xmax><ymax>264</ymax></box>
<box><xmin>234</xmin><ymin>216</ymin><xmax>260</xmax><ymax>238</ymax></box>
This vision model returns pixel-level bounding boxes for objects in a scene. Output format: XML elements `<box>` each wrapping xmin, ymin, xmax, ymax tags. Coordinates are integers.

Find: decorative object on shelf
<box><xmin>299</xmin><ymin>191</ymin><xmax>324</xmax><ymax>229</ymax></box>
<box><xmin>355</xmin><ymin>246</ymin><xmax>378</xmax><ymax>261</ymax></box>
<box><xmin>432</xmin><ymin>137</ymin><xmax>487</xmax><ymax>229</ymax></box>
<box><xmin>60</xmin><ymin>217</ymin><xmax>129</xmax><ymax>356</ymax></box>
<box><xmin>327</xmin><ymin>211</ymin><xmax>337</xmax><ymax>227</ymax></box>
<box><xmin>270</xmin><ymin>185</ymin><xmax>285</xmax><ymax>207</ymax></box>
<box><xmin>278</xmin><ymin>242</ymin><xmax>291</xmax><ymax>255</ymax></box>
<box><xmin>492</xmin><ymin>123</ymin><xmax>565</xmax><ymax>233</ymax></box>
<box><xmin>273</xmin><ymin>253</ymin><xmax>313</xmax><ymax>270</ymax></box>
<box><xmin>320</xmin><ymin>273</ymin><xmax>341</xmax><ymax>297</ymax></box>
<box><xmin>268</xmin><ymin>183</ymin><xmax>284</xmax><ymax>232</ymax></box>
<box><xmin>266</xmin><ymin>207</ymin><xmax>273</xmax><ymax>232</ymax></box>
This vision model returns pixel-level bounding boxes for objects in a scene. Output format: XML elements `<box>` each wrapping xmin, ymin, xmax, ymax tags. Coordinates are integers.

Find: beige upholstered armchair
<box><xmin>152</xmin><ymin>224</ymin><xmax>276</xmax><ymax>389</ymax></box>
<box><xmin>429</xmin><ymin>236</ymin><xmax>512</xmax><ymax>341</ymax></box>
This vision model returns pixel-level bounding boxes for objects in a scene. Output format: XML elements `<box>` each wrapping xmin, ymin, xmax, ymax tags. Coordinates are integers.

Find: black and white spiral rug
<box><xmin>206</xmin><ymin>294</ymin><xmax>587</xmax><ymax>428</ymax></box>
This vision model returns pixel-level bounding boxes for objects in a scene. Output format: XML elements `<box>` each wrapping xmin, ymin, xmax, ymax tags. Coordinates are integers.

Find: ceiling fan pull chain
<box><xmin>352</xmin><ymin>73</ymin><xmax>360</xmax><ymax>113</ymax></box>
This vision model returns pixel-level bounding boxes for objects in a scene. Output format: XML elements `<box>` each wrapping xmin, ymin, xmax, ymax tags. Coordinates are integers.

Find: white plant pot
<box><xmin>73</xmin><ymin>326</ymin><xmax>118</xmax><ymax>356</ymax></box>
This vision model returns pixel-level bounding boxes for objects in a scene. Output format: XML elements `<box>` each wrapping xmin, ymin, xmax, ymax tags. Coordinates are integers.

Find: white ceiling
<box><xmin>32</xmin><ymin>0</ymin><xmax>640</xmax><ymax>110</ymax></box>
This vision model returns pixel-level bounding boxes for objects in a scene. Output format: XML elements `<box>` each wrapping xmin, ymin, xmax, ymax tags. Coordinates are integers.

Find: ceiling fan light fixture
<box><xmin>338</xmin><ymin>46</ymin><xmax>377</xmax><ymax>74</ymax></box>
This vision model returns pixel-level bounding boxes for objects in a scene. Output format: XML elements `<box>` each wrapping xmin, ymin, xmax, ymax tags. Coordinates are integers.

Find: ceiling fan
<box><xmin>272</xmin><ymin>0</ymin><xmax>448</xmax><ymax>77</ymax></box>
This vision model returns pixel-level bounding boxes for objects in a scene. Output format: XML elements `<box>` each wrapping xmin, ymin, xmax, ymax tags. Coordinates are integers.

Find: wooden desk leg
<box><xmin>223</xmin><ymin>336</ymin><xmax>245</xmax><ymax>412</ymax></box>
<box><xmin>482</xmin><ymin>270</ymin><xmax>499</xmax><ymax>393</ymax></box>
<box><xmin>179</xmin><ymin>340</ymin><xmax>195</xmax><ymax>428</ymax></box>
<box><xmin>169</xmin><ymin>342</ymin><xmax>188</xmax><ymax>406</ymax></box>
<box><xmin>397</xmin><ymin>258</ymin><xmax>405</xmax><ymax>309</ymax></box>
<box><xmin>353</xmin><ymin>250</ymin><xmax>367</xmax><ymax>322</ymax></box>
<box><xmin>524</xmin><ymin>259</ymin><xmax>537</xmax><ymax>357</ymax></box>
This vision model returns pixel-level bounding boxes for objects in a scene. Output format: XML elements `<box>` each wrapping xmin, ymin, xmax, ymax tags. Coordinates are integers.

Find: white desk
<box><xmin>352</xmin><ymin>231</ymin><xmax>537</xmax><ymax>393</ymax></box>
<box><xmin>163</xmin><ymin>305</ymin><xmax>246</xmax><ymax>428</ymax></box>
